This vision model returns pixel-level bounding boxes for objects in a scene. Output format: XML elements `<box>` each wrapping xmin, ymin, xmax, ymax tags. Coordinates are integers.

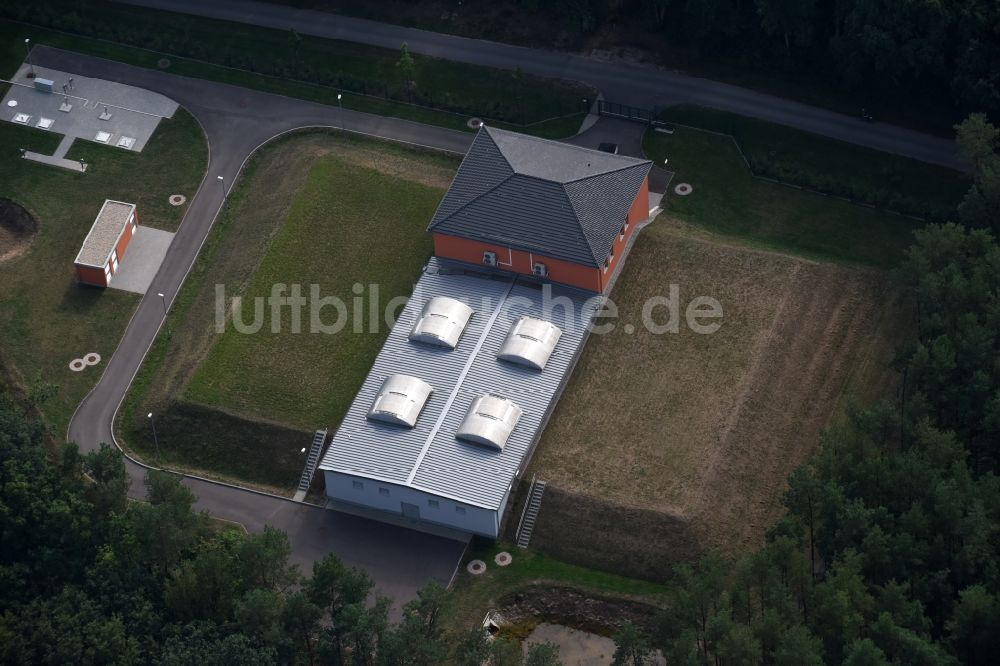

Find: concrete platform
<box><xmin>2</xmin><ymin>64</ymin><xmax>177</xmax><ymax>153</ymax></box>
<box><xmin>108</xmin><ymin>227</ymin><xmax>174</xmax><ymax>295</ymax></box>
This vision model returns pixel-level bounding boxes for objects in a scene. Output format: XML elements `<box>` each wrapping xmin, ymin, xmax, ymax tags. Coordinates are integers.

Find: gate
<box><xmin>597</xmin><ymin>100</ymin><xmax>670</xmax><ymax>128</ymax></box>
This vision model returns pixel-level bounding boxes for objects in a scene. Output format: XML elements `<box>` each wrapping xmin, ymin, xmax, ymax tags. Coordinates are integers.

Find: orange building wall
<box><xmin>115</xmin><ymin>223</ymin><xmax>132</xmax><ymax>260</ymax></box>
<box><xmin>432</xmin><ymin>233</ymin><xmax>604</xmax><ymax>292</ymax></box>
<box><xmin>75</xmin><ymin>264</ymin><xmax>108</xmax><ymax>287</ymax></box>
<box><xmin>433</xmin><ymin>176</ymin><xmax>650</xmax><ymax>293</ymax></box>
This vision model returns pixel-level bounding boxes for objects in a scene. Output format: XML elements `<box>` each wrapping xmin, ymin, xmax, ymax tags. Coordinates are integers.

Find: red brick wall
<box><xmin>75</xmin><ymin>264</ymin><xmax>108</xmax><ymax>287</ymax></box>
<box><xmin>114</xmin><ymin>208</ymin><xmax>137</xmax><ymax>262</ymax></box>
<box><xmin>432</xmin><ymin>176</ymin><xmax>650</xmax><ymax>293</ymax></box>
<box><xmin>432</xmin><ymin>233</ymin><xmax>604</xmax><ymax>292</ymax></box>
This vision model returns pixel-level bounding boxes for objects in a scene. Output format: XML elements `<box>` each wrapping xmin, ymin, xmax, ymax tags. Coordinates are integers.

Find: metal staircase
<box><xmin>293</xmin><ymin>429</ymin><xmax>327</xmax><ymax>502</ymax></box>
<box><xmin>515</xmin><ymin>476</ymin><xmax>546</xmax><ymax>548</ymax></box>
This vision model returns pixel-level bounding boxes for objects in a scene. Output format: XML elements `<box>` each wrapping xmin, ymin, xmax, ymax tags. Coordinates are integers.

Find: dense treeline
<box><xmin>0</xmin><ymin>399</ymin><xmax>562</xmax><ymax>665</ymax></box>
<box><xmin>523</xmin><ymin>0</ymin><xmax>1000</xmax><ymax>123</ymax></box>
<box><xmin>609</xmin><ymin>131</ymin><xmax>1000</xmax><ymax>662</ymax></box>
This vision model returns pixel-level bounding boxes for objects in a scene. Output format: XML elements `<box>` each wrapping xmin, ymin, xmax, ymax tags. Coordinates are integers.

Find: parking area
<box><xmin>108</xmin><ymin>226</ymin><xmax>175</xmax><ymax>295</ymax></box>
<box><xmin>2</xmin><ymin>63</ymin><xmax>177</xmax><ymax>153</ymax></box>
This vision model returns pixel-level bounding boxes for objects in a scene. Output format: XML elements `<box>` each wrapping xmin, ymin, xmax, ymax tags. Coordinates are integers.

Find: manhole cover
<box><xmin>6</xmin><ymin>100</ymin><xmax>16</xmax><ymax>107</ymax></box>
<box><xmin>169</xmin><ymin>194</ymin><xmax>187</xmax><ymax>206</ymax></box>
<box><xmin>69</xmin><ymin>359</ymin><xmax>86</xmax><ymax>372</ymax></box>
<box><xmin>494</xmin><ymin>552</ymin><xmax>512</xmax><ymax>567</ymax></box>
<box><xmin>674</xmin><ymin>182</ymin><xmax>693</xmax><ymax>196</ymax></box>
<box><xmin>467</xmin><ymin>117</ymin><xmax>483</xmax><ymax>129</ymax></box>
<box><xmin>83</xmin><ymin>352</ymin><xmax>101</xmax><ymax>366</ymax></box>
<box><xmin>157</xmin><ymin>58</ymin><xmax>171</xmax><ymax>69</ymax></box>
<box><xmin>466</xmin><ymin>559</ymin><xmax>487</xmax><ymax>575</ymax></box>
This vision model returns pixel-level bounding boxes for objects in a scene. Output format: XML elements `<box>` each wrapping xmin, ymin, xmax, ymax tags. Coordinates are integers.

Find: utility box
<box><xmin>33</xmin><ymin>78</ymin><xmax>54</xmax><ymax>93</ymax></box>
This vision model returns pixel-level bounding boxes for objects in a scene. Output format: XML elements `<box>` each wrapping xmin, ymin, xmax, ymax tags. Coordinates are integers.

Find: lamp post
<box><xmin>147</xmin><ymin>412</ymin><xmax>161</xmax><ymax>458</ymax></box>
<box><xmin>337</xmin><ymin>93</ymin><xmax>343</xmax><ymax>129</ymax></box>
<box><xmin>157</xmin><ymin>291</ymin><xmax>170</xmax><ymax>335</ymax></box>
<box><xmin>24</xmin><ymin>39</ymin><xmax>35</xmax><ymax>78</ymax></box>
<box><xmin>217</xmin><ymin>174</ymin><xmax>226</xmax><ymax>198</ymax></box>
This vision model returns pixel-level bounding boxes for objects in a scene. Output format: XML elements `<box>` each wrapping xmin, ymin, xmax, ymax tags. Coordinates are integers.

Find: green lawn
<box><xmin>647</xmin><ymin>127</ymin><xmax>926</xmax><ymax>267</ymax></box>
<box><xmin>184</xmin><ymin>156</ymin><xmax>438</xmax><ymax>426</ymax></box>
<box><xmin>658</xmin><ymin>106</ymin><xmax>969</xmax><ymax>220</ymax></box>
<box><xmin>118</xmin><ymin>132</ymin><xmax>454</xmax><ymax>491</ymax></box>
<box><xmin>0</xmin><ymin>111</ymin><xmax>207</xmax><ymax>436</ymax></box>
<box><xmin>0</xmin><ymin>4</ymin><xmax>592</xmax><ymax>136</ymax></box>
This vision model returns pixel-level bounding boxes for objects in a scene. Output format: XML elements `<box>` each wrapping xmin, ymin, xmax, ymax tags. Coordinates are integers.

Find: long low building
<box><xmin>318</xmin><ymin>258</ymin><xmax>601</xmax><ymax>537</ymax></box>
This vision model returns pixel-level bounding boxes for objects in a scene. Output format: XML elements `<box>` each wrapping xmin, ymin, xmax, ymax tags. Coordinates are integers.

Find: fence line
<box><xmin>4</xmin><ymin>16</ymin><xmax>584</xmax><ymax>130</ymax></box>
<box><xmin>663</xmin><ymin>120</ymin><xmax>927</xmax><ymax>221</ymax></box>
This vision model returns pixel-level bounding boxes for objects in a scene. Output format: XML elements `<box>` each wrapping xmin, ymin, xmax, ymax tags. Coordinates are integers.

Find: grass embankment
<box><xmin>658</xmin><ymin>105</ymin><xmax>969</xmax><ymax>220</ymax></box>
<box><xmin>0</xmin><ymin>6</ymin><xmax>590</xmax><ymax>138</ymax></box>
<box><xmin>645</xmin><ymin>126</ymin><xmax>927</xmax><ymax>267</ymax></box>
<box><xmin>0</xmin><ymin>112</ymin><xmax>207</xmax><ymax>438</ymax></box>
<box><xmin>442</xmin><ymin>540</ymin><xmax>667</xmax><ymax>642</ymax></box>
<box><xmin>119</xmin><ymin>132</ymin><xmax>456</xmax><ymax>491</ymax></box>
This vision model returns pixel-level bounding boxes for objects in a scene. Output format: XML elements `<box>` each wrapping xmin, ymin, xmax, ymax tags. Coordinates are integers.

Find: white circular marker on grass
<box><xmin>674</xmin><ymin>182</ymin><xmax>693</xmax><ymax>196</ymax></box>
<box><xmin>70</xmin><ymin>353</ymin><xmax>102</xmax><ymax>372</ymax></box>
<box><xmin>467</xmin><ymin>117</ymin><xmax>484</xmax><ymax>129</ymax></box>
<box><xmin>169</xmin><ymin>194</ymin><xmax>187</xmax><ymax>206</ymax></box>
<box><xmin>467</xmin><ymin>559</ymin><xmax>487</xmax><ymax>575</ymax></box>
<box><xmin>494</xmin><ymin>552</ymin><xmax>512</xmax><ymax>567</ymax></box>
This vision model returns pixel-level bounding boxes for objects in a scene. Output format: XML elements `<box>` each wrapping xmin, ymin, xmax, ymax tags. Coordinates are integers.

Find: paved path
<box><xmin>42</xmin><ymin>45</ymin><xmax>472</xmax><ymax>604</ymax></box>
<box><xmin>120</xmin><ymin>0</ymin><xmax>963</xmax><ymax>169</ymax></box>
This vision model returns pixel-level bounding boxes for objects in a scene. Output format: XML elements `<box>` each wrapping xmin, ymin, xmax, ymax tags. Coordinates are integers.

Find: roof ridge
<box><xmin>427</xmin><ymin>128</ymin><xmax>514</xmax><ymax>230</ymax></box>
<box><xmin>485</xmin><ymin>124</ymin><xmax>651</xmax><ymax>169</ymax></box>
<box><xmin>561</xmin><ymin>159</ymin><xmax>652</xmax><ymax>185</ymax></box>
<box><xmin>429</xmin><ymin>171</ymin><xmax>517</xmax><ymax>229</ymax></box>
<box><xmin>562</xmin><ymin>164</ymin><xmax>650</xmax><ymax>266</ymax></box>
<box><xmin>483</xmin><ymin>125</ymin><xmax>516</xmax><ymax>172</ymax></box>
<box><xmin>556</xmin><ymin>183</ymin><xmax>603</xmax><ymax>267</ymax></box>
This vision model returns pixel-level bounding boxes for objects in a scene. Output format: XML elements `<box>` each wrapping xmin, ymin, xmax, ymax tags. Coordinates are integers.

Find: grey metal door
<box><xmin>401</xmin><ymin>502</ymin><xmax>420</xmax><ymax>520</ymax></box>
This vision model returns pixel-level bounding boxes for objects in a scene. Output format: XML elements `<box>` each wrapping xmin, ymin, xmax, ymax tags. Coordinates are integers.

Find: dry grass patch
<box><xmin>529</xmin><ymin>216</ymin><xmax>909</xmax><ymax>559</ymax></box>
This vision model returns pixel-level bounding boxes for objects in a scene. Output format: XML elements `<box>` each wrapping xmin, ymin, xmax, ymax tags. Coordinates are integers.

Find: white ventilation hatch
<box><xmin>497</xmin><ymin>316</ymin><xmax>562</xmax><ymax>370</ymax></box>
<box><xmin>366</xmin><ymin>374</ymin><xmax>433</xmax><ymax>428</ymax></box>
<box><xmin>409</xmin><ymin>296</ymin><xmax>474</xmax><ymax>349</ymax></box>
<box><xmin>456</xmin><ymin>394</ymin><xmax>522</xmax><ymax>451</ymax></box>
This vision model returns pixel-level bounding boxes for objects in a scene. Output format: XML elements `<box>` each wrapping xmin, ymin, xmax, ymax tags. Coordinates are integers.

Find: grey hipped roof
<box><xmin>427</xmin><ymin>126</ymin><xmax>651</xmax><ymax>268</ymax></box>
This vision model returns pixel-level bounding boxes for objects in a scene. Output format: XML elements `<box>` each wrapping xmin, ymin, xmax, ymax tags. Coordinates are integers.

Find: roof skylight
<box><xmin>497</xmin><ymin>316</ymin><xmax>562</xmax><ymax>370</ymax></box>
<box><xmin>367</xmin><ymin>375</ymin><xmax>433</xmax><ymax>428</ymax></box>
<box><xmin>456</xmin><ymin>394</ymin><xmax>522</xmax><ymax>451</ymax></box>
<box><xmin>409</xmin><ymin>296</ymin><xmax>474</xmax><ymax>349</ymax></box>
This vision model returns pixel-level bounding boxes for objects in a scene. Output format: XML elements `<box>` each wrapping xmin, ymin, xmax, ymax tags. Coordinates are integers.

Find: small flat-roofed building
<box><xmin>74</xmin><ymin>200</ymin><xmax>139</xmax><ymax>287</ymax></box>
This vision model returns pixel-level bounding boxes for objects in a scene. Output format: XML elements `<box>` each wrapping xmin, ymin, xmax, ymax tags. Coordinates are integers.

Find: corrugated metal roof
<box><xmin>318</xmin><ymin>257</ymin><xmax>599</xmax><ymax>510</ymax></box>
<box><xmin>74</xmin><ymin>200</ymin><xmax>135</xmax><ymax>267</ymax></box>
<box><xmin>427</xmin><ymin>126</ymin><xmax>651</xmax><ymax>267</ymax></box>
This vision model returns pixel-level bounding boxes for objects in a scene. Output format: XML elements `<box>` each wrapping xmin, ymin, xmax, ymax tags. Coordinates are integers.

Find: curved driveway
<box><xmin>121</xmin><ymin>0</ymin><xmax>962</xmax><ymax>169</ymax></box>
<box><xmin>42</xmin><ymin>45</ymin><xmax>473</xmax><ymax>602</ymax></box>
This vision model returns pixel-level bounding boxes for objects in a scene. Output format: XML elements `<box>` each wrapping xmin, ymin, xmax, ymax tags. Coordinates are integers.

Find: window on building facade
<box><xmin>352</xmin><ymin>480</ymin><xmax>364</xmax><ymax>490</ymax></box>
<box><xmin>428</xmin><ymin>499</ymin><xmax>439</xmax><ymax>508</ymax></box>
<box><xmin>378</xmin><ymin>487</ymin><xmax>389</xmax><ymax>496</ymax></box>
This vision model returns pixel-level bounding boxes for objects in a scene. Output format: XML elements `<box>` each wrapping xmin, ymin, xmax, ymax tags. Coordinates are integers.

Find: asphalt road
<box><xmin>119</xmin><ymin>0</ymin><xmax>963</xmax><ymax>170</ymax></box>
<box><xmin>43</xmin><ymin>45</ymin><xmax>472</xmax><ymax>604</ymax></box>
